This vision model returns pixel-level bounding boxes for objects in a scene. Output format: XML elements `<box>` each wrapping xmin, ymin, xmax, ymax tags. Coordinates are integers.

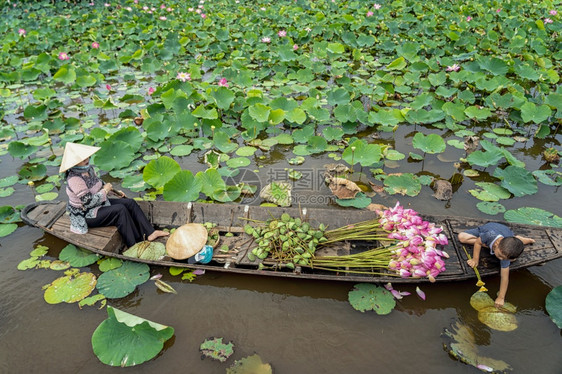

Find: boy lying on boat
<box><xmin>60</xmin><ymin>142</ymin><xmax>169</xmax><ymax>248</ymax></box>
<box><xmin>458</xmin><ymin>223</ymin><xmax>535</xmax><ymax>309</ymax></box>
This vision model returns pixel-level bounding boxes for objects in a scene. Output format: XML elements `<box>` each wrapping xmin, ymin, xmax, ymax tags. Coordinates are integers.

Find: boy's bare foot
<box><xmin>148</xmin><ymin>230</ymin><xmax>170</xmax><ymax>241</ymax></box>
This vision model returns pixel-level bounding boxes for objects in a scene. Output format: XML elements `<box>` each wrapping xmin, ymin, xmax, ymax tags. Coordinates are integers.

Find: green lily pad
<box><xmin>8</xmin><ymin>141</ymin><xmax>39</xmax><ymax>159</ymax></box>
<box><xmin>170</xmin><ymin>145</ymin><xmax>194</xmax><ymax>157</ymax></box>
<box><xmin>96</xmin><ymin>261</ymin><xmax>150</xmax><ymax>299</ymax></box>
<box><xmin>470</xmin><ymin>291</ymin><xmax>517</xmax><ymax>331</ymax></box>
<box><xmin>259</xmin><ymin>182</ymin><xmax>292</xmax><ymax>207</ymax></box>
<box><xmin>98</xmin><ymin>258</ymin><xmax>123</xmax><ymax>272</ymax></box>
<box><xmin>163</xmin><ymin>170</ymin><xmax>202</xmax><ymax>202</ymax></box>
<box><xmin>200</xmin><ymin>337</ymin><xmax>235</xmax><ymax>362</ymax></box>
<box><xmin>335</xmin><ymin>193</ymin><xmax>372</xmax><ymax>209</ymax></box>
<box><xmin>227</xmin><ymin>354</ymin><xmax>272</xmax><ymax>374</ymax></box>
<box><xmin>288</xmin><ymin>156</ymin><xmax>305</xmax><ymax>165</ymax></box>
<box><xmin>143</xmin><ymin>156</ymin><xmax>181</xmax><ymax>188</ymax></box>
<box><xmin>124</xmin><ymin>241</ymin><xmax>166</xmax><ymax>261</ymax></box>
<box><xmin>59</xmin><ymin>244</ymin><xmax>100</xmax><ymax>267</ymax></box>
<box><xmin>466</xmin><ymin>150</ymin><xmax>504</xmax><ymax>168</ymax></box>
<box><xmin>226</xmin><ymin>157</ymin><xmax>251</xmax><ymax>168</ymax></box>
<box><xmin>44</xmin><ymin>272</ymin><xmax>97</xmax><ymax>304</ymax></box>
<box><xmin>17</xmin><ymin>256</ymin><xmax>40</xmax><ymax>270</ymax></box>
<box><xmin>0</xmin><ymin>176</ymin><xmax>18</xmax><ymax>188</ymax></box>
<box><xmin>504</xmin><ymin>207</ymin><xmax>562</xmax><ymax>227</ymax></box>
<box><xmin>342</xmin><ymin>140</ymin><xmax>382</xmax><ymax>167</ymax></box>
<box><xmin>476</xmin><ymin>202</ymin><xmax>506</xmax><ymax>216</ymax></box>
<box><xmin>212</xmin><ymin>185</ymin><xmax>242</xmax><ymax>203</ymax></box>
<box><xmin>443</xmin><ymin>321</ymin><xmax>512</xmax><ymax>372</ymax></box>
<box><xmin>545</xmin><ymin>286</ymin><xmax>562</xmax><ymax>329</ymax></box>
<box><xmin>348</xmin><ymin>283</ymin><xmax>395</xmax><ymax>314</ymax></box>
<box><xmin>94</xmin><ymin>140</ymin><xmax>137</xmax><ymax>172</ymax></box>
<box><xmin>412</xmin><ymin>133</ymin><xmax>446</xmax><ymax>154</ymax></box>
<box><xmin>35</xmin><ymin>192</ymin><xmax>59</xmax><ymax>201</ymax></box>
<box><xmin>468</xmin><ymin>183</ymin><xmax>511</xmax><ymax>202</ymax></box>
<box><xmin>532</xmin><ymin>170</ymin><xmax>562</xmax><ymax>186</ymax></box>
<box><xmin>79</xmin><ymin>294</ymin><xmax>106</xmax><ymax>309</ymax></box>
<box><xmin>384</xmin><ymin>173</ymin><xmax>422</xmax><ymax>197</ymax></box>
<box><xmin>0</xmin><ymin>188</ymin><xmax>15</xmax><ymax>198</ymax></box>
<box><xmin>30</xmin><ymin>244</ymin><xmax>49</xmax><ymax>257</ymax></box>
<box><xmin>0</xmin><ymin>223</ymin><xmax>18</xmax><ymax>237</ymax></box>
<box><xmin>493</xmin><ymin>166</ymin><xmax>538</xmax><ymax>197</ymax></box>
<box><xmin>92</xmin><ymin>306</ymin><xmax>174</xmax><ymax>367</ymax></box>
<box><xmin>235</xmin><ymin>146</ymin><xmax>257</xmax><ymax>157</ymax></box>
<box><xmin>50</xmin><ymin>260</ymin><xmax>71</xmax><ymax>271</ymax></box>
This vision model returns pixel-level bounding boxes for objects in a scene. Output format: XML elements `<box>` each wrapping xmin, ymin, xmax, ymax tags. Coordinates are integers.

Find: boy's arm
<box><xmin>495</xmin><ymin>267</ymin><xmax>510</xmax><ymax>308</ymax></box>
<box><xmin>515</xmin><ymin>235</ymin><xmax>535</xmax><ymax>245</ymax></box>
<box><xmin>467</xmin><ymin>237</ymin><xmax>482</xmax><ymax>268</ymax></box>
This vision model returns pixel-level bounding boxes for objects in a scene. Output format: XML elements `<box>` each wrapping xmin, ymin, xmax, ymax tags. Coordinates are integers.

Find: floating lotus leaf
<box><xmin>35</xmin><ymin>192</ymin><xmax>59</xmax><ymax>201</ymax></box>
<box><xmin>412</xmin><ymin>133</ymin><xmax>446</xmax><ymax>154</ymax></box>
<box><xmin>226</xmin><ymin>157</ymin><xmax>251</xmax><ymax>168</ymax></box>
<box><xmin>504</xmin><ymin>207</ymin><xmax>562</xmax><ymax>228</ymax></box>
<box><xmin>124</xmin><ymin>241</ymin><xmax>166</xmax><ymax>261</ymax></box>
<box><xmin>108</xmin><ymin>127</ymin><xmax>144</xmax><ymax>153</ymax></box>
<box><xmin>335</xmin><ymin>193</ymin><xmax>372</xmax><ymax>209</ymax></box>
<box><xmin>384</xmin><ymin>173</ymin><xmax>422</xmax><ymax>197</ymax></box>
<box><xmin>545</xmin><ymin>286</ymin><xmax>562</xmax><ymax>328</ymax></box>
<box><xmin>98</xmin><ymin>258</ymin><xmax>123</xmax><ymax>272</ymax></box>
<box><xmin>348</xmin><ymin>283</ymin><xmax>396</xmax><ymax>314</ymax></box>
<box><xmin>214</xmin><ymin>131</ymin><xmax>238</xmax><ymax>154</ymax></box>
<box><xmin>227</xmin><ymin>354</ymin><xmax>272</xmax><ymax>374</ymax></box>
<box><xmin>94</xmin><ymin>140</ymin><xmax>137</xmax><ymax>172</ymax></box>
<box><xmin>35</xmin><ymin>183</ymin><xmax>54</xmax><ymax>194</ymax></box>
<box><xmin>196</xmin><ymin>168</ymin><xmax>226</xmax><ymax>197</ymax></box>
<box><xmin>163</xmin><ymin>170</ymin><xmax>202</xmax><ymax>202</ymax></box>
<box><xmin>143</xmin><ymin>156</ymin><xmax>181</xmax><ymax>188</ymax></box>
<box><xmin>170</xmin><ymin>145</ymin><xmax>194</xmax><ymax>157</ymax></box>
<box><xmin>50</xmin><ymin>260</ymin><xmax>71</xmax><ymax>271</ymax></box>
<box><xmin>44</xmin><ymin>272</ymin><xmax>97</xmax><ymax>304</ymax></box>
<box><xmin>0</xmin><ymin>188</ymin><xmax>15</xmax><ymax>198</ymax></box>
<box><xmin>466</xmin><ymin>150</ymin><xmax>504</xmax><ymax>168</ymax></box>
<box><xmin>30</xmin><ymin>244</ymin><xmax>49</xmax><ymax>257</ymax></box>
<box><xmin>8</xmin><ymin>141</ymin><xmax>39</xmax><ymax>159</ymax></box>
<box><xmin>470</xmin><ymin>291</ymin><xmax>517</xmax><ymax>331</ymax></box>
<box><xmin>59</xmin><ymin>244</ymin><xmax>100</xmax><ymax>267</ymax></box>
<box><xmin>0</xmin><ymin>176</ymin><xmax>18</xmax><ymax>188</ymax></box>
<box><xmin>0</xmin><ymin>223</ymin><xmax>18</xmax><ymax>237</ymax></box>
<box><xmin>17</xmin><ymin>256</ymin><xmax>40</xmax><ymax>270</ymax></box>
<box><xmin>211</xmin><ymin>87</ymin><xmax>235</xmax><ymax>110</ymax></box>
<box><xmin>200</xmin><ymin>337</ymin><xmax>235</xmax><ymax>362</ymax></box>
<box><xmin>469</xmin><ymin>183</ymin><xmax>511</xmax><ymax>202</ymax></box>
<box><xmin>212</xmin><ymin>185</ymin><xmax>242</xmax><ymax>203</ymax></box>
<box><xmin>203</xmin><ymin>150</ymin><xmax>224</xmax><ymax>169</ymax></box>
<box><xmin>260</xmin><ymin>182</ymin><xmax>292</xmax><ymax>207</ymax></box>
<box><xmin>342</xmin><ymin>140</ymin><xmax>382</xmax><ymax>167</ymax></box>
<box><xmin>18</xmin><ymin>164</ymin><xmax>47</xmax><ymax>181</ymax></box>
<box><xmin>476</xmin><ymin>202</ymin><xmax>505</xmax><ymax>216</ymax></box>
<box><xmin>92</xmin><ymin>306</ymin><xmax>174</xmax><ymax>367</ymax></box>
<box><xmin>443</xmin><ymin>321</ymin><xmax>511</xmax><ymax>372</ymax></box>
<box><xmin>493</xmin><ymin>166</ymin><xmax>537</xmax><ymax>197</ymax></box>
<box><xmin>122</xmin><ymin>174</ymin><xmax>149</xmax><ymax>192</ymax></box>
<box><xmin>288</xmin><ymin>156</ymin><xmax>305</xmax><ymax>165</ymax></box>
<box><xmin>532</xmin><ymin>170</ymin><xmax>562</xmax><ymax>186</ymax></box>
<box><xmin>79</xmin><ymin>294</ymin><xmax>106</xmax><ymax>309</ymax></box>
<box><xmin>96</xmin><ymin>261</ymin><xmax>150</xmax><ymax>299</ymax></box>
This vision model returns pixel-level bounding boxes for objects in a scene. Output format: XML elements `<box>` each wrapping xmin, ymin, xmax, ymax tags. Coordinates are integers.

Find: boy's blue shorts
<box><xmin>463</xmin><ymin>222</ymin><xmax>511</xmax><ymax>238</ymax></box>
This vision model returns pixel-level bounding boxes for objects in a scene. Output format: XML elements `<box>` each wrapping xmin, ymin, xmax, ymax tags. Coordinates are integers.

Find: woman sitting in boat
<box><xmin>59</xmin><ymin>142</ymin><xmax>168</xmax><ymax>248</ymax></box>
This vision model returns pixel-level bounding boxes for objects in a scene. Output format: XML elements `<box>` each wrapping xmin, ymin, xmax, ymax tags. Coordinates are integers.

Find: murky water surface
<box><xmin>1</xmin><ymin>127</ymin><xmax>562</xmax><ymax>373</ymax></box>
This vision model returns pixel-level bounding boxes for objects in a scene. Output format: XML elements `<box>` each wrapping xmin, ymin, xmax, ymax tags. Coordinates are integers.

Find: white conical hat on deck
<box><xmin>166</xmin><ymin>223</ymin><xmax>208</xmax><ymax>260</ymax></box>
<box><xmin>59</xmin><ymin>142</ymin><xmax>100</xmax><ymax>173</ymax></box>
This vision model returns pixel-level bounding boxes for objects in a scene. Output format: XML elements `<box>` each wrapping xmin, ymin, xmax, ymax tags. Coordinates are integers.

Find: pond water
<box><xmin>1</xmin><ymin>131</ymin><xmax>561</xmax><ymax>373</ymax></box>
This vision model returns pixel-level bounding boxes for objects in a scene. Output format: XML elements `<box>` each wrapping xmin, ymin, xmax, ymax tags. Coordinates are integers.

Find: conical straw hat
<box><xmin>166</xmin><ymin>223</ymin><xmax>208</xmax><ymax>260</ymax></box>
<box><xmin>59</xmin><ymin>142</ymin><xmax>100</xmax><ymax>173</ymax></box>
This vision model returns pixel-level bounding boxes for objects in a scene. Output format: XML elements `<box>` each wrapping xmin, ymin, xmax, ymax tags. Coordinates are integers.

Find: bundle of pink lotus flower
<box><xmin>311</xmin><ymin>202</ymin><xmax>449</xmax><ymax>281</ymax></box>
<box><xmin>378</xmin><ymin>202</ymin><xmax>449</xmax><ymax>282</ymax></box>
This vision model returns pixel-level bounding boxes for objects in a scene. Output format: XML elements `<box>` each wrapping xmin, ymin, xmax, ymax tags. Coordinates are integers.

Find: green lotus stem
<box><xmin>462</xmin><ymin>245</ymin><xmax>483</xmax><ymax>284</ymax></box>
<box><xmin>302</xmin><ymin>265</ymin><xmax>398</xmax><ymax>276</ymax></box>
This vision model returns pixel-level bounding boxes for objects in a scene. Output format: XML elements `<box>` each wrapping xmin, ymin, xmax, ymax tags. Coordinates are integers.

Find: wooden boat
<box><xmin>21</xmin><ymin>200</ymin><xmax>562</xmax><ymax>283</ymax></box>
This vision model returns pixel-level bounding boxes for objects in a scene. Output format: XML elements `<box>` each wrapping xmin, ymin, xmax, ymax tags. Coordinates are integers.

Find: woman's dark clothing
<box><xmin>86</xmin><ymin>198</ymin><xmax>155</xmax><ymax>248</ymax></box>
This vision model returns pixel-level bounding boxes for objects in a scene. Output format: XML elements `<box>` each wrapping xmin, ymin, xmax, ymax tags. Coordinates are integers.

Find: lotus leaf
<box><xmin>260</xmin><ymin>182</ymin><xmax>292</xmax><ymax>207</ymax></box>
<box><xmin>0</xmin><ymin>176</ymin><xmax>18</xmax><ymax>188</ymax></box>
<box><xmin>226</xmin><ymin>157</ymin><xmax>251</xmax><ymax>168</ymax></box>
<box><xmin>348</xmin><ymin>283</ymin><xmax>396</xmax><ymax>314</ymax></box>
<box><xmin>50</xmin><ymin>261</ymin><xmax>71</xmax><ymax>271</ymax></box>
<box><xmin>0</xmin><ymin>188</ymin><xmax>15</xmax><ymax>198</ymax></box>
<box><xmin>412</xmin><ymin>133</ymin><xmax>446</xmax><ymax>154</ymax></box>
<box><xmin>236</xmin><ymin>146</ymin><xmax>257</xmax><ymax>157</ymax></box>
<box><xmin>92</xmin><ymin>306</ymin><xmax>174</xmax><ymax>367</ymax></box>
<box><xmin>124</xmin><ymin>241</ymin><xmax>166</xmax><ymax>261</ymax></box>
<box><xmin>342</xmin><ymin>140</ymin><xmax>382</xmax><ymax>167</ymax></box>
<box><xmin>163</xmin><ymin>170</ymin><xmax>202</xmax><ymax>202</ymax></box>
<box><xmin>384</xmin><ymin>173</ymin><xmax>422</xmax><ymax>197</ymax></box>
<box><xmin>78</xmin><ymin>294</ymin><xmax>106</xmax><ymax>309</ymax></box>
<box><xmin>520</xmin><ymin>102</ymin><xmax>552</xmax><ymax>124</ymax></box>
<box><xmin>17</xmin><ymin>257</ymin><xmax>40</xmax><ymax>270</ymax></box>
<box><xmin>335</xmin><ymin>193</ymin><xmax>372</xmax><ymax>209</ymax></box>
<box><xmin>30</xmin><ymin>244</ymin><xmax>49</xmax><ymax>257</ymax></box>
<box><xmin>470</xmin><ymin>291</ymin><xmax>517</xmax><ymax>331</ymax></box>
<box><xmin>0</xmin><ymin>222</ymin><xmax>18</xmax><ymax>238</ymax></box>
<box><xmin>8</xmin><ymin>141</ymin><xmax>39</xmax><ymax>159</ymax></box>
<box><xmin>227</xmin><ymin>354</ymin><xmax>272</xmax><ymax>374</ymax></box>
<box><xmin>494</xmin><ymin>166</ymin><xmax>537</xmax><ymax>197</ymax></box>
<box><xmin>44</xmin><ymin>272</ymin><xmax>97</xmax><ymax>304</ymax></box>
<box><xmin>532</xmin><ymin>170</ymin><xmax>562</xmax><ymax>186</ymax></box>
<box><xmin>196</xmin><ymin>168</ymin><xmax>226</xmax><ymax>197</ymax></box>
<box><xmin>143</xmin><ymin>156</ymin><xmax>181</xmax><ymax>188</ymax></box>
<box><xmin>98</xmin><ymin>258</ymin><xmax>123</xmax><ymax>272</ymax></box>
<box><xmin>36</xmin><ymin>192</ymin><xmax>59</xmax><ymax>201</ymax></box>
<box><xmin>96</xmin><ymin>261</ymin><xmax>150</xmax><ymax>299</ymax></box>
<box><xmin>211</xmin><ymin>87</ymin><xmax>235</xmax><ymax>110</ymax></box>
<box><xmin>468</xmin><ymin>183</ymin><xmax>511</xmax><ymax>202</ymax></box>
<box><xmin>504</xmin><ymin>207</ymin><xmax>562</xmax><ymax>228</ymax></box>
<box><xmin>476</xmin><ymin>202</ymin><xmax>506</xmax><ymax>216</ymax></box>
<box><xmin>170</xmin><ymin>145</ymin><xmax>194</xmax><ymax>157</ymax></box>
<box><xmin>443</xmin><ymin>321</ymin><xmax>511</xmax><ymax>372</ymax></box>
<box><xmin>94</xmin><ymin>141</ymin><xmax>137</xmax><ymax>172</ymax></box>
<box><xmin>200</xmin><ymin>338</ymin><xmax>234</xmax><ymax>362</ymax></box>
<box><xmin>59</xmin><ymin>244</ymin><xmax>100</xmax><ymax>267</ymax></box>
<box><xmin>122</xmin><ymin>174</ymin><xmax>149</xmax><ymax>192</ymax></box>
<box><xmin>545</xmin><ymin>286</ymin><xmax>562</xmax><ymax>329</ymax></box>
<box><xmin>288</xmin><ymin>156</ymin><xmax>305</xmax><ymax>165</ymax></box>
<box><xmin>213</xmin><ymin>185</ymin><xmax>242</xmax><ymax>203</ymax></box>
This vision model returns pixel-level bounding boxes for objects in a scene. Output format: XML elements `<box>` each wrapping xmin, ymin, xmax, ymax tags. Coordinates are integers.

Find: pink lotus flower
<box><xmin>58</xmin><ymin>52</ymin><xmax>69</xmax><ymax>60</ymax></box>
<box><xmin>201</xmin><ymin>13</ymin><xmax>206</xmax><ymax>18</ymax></box>
<box><xmin>148</xmin><ymin>87</ymin><xmax>155</xmax><ymax>95</ymax></box>
<box><xmin>91</xmin><ymin>41</ymin><xmax>100</xmax><ymax>49</ymax></box>
<box><xmin>496</xmin><ymin>8</ymin><xmax>501</xmax><ymax>13</ymax></box>
<box><xmin>159</xmin><ymin>16</ymin><xmax>167</xmax><ymax>20</ymax></box>
<box><xmin>196</xmin><ymin>8</ymin><xmax>201</xmax><ymax>13</ymax></box>
<box><xmin>177</xmin><ymin>72</ymin><xmax>191</xmax><ymax>82</ymax></box>
<box><xmin>278</xmin><ymin>30</ymin><xmax>287</xmax><ymax>37</ymax></box>
<box><xmin>143</xmin><ymin>6</ymin><xmax>149</xmax><ymax>10</ymax></box>
<box><xmin>160</xmin><ymin>4</ymin><xmax>166</xmax><ymax>9</ymax></box>
<box><xmin>167</xmin><ymin>7</ymin><xmax>173</xmax><ymax>12</ymax></box>
<box><xmin>293</xmin><ymin>44</ymin><xmax>298</xmax><ymax>50</ymax></box>
<box><xmin>446</xmin><ymin>64</ymin><xmax>460</xmax><ymax>72</ymax></box>
<box><xmin>466</xmin><ymin>16</ymin><xmax>472</xmax><ymax>21</ymax></box>
<box><xmin>416</xmin><ymin>287</ymin><xmax>426</xmax><ymax>300</ymax></box>
<box><xmin>106</xmin><ymin>84</ymin><xmax>111</xmax><ymax>91</ymax></box>
<box><xmin>550</xmin><ymin>10</ymin><xmax>558</xmax><ymax>16</ymax></box>
<box><xmin>18</xmin><ymin>28</ymin><xmax>26</xmax><ymax>35</ymax></box>
<box><xmin>218</xmin><ymin>78</ymin><xmax>228</xmax><ymax>87</ymax></box>
<box><xmin>373</xmin><ymin>3</ymin><xmax>381</xmax><ymax>9</ymax></box>
<box><xmin>134</xmin><ymin>0</ymin><xmax>138</xmax><ymax>3</ymax></box>
<box><xmin>125</xmin><ymin>6</ymin><xmax>132</xmax><ymax>11</ymax></box>
<box><xmin>261</xmin><ymin>36</ymin><xmax>271</xmax><ymax>43</ymax></box>
<box><xmin>104</xmin><ymin>3</ymin><xmax>110</xmax><ymax>7</ymax></box>
<box><xmin>544</xmin><ymin>18</ymin><xmax>553</xmax><ymax>24</ymax></box>
<box><xmin>367</xmin><ymin>11</ymin><xmax>374</xmax><ymax>17</ymax></box>
<box><xmin>260</xmin><ymin>7</ymin><xmax>266</xmax><ymax>11</ymax></box>
<box><xmin>188</xmin><ymin>7</ymin><xmax>193</xmax><ymax>11</ymax></box>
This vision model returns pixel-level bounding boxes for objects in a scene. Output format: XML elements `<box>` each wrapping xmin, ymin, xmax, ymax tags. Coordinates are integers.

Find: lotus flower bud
<box><xmin>399</xmin><ymin>269</ymin><xmax>411</xmax><ymax>278</ymax></box>
<box><xmin>428</xmin><ymin>275</ymin><xmax>436</xmax><ymax>283</ymax></box>
<box><xmin>28</xmin><ymin>181</ymin><xmax>34</xmax><ymax>186</ymax></box>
